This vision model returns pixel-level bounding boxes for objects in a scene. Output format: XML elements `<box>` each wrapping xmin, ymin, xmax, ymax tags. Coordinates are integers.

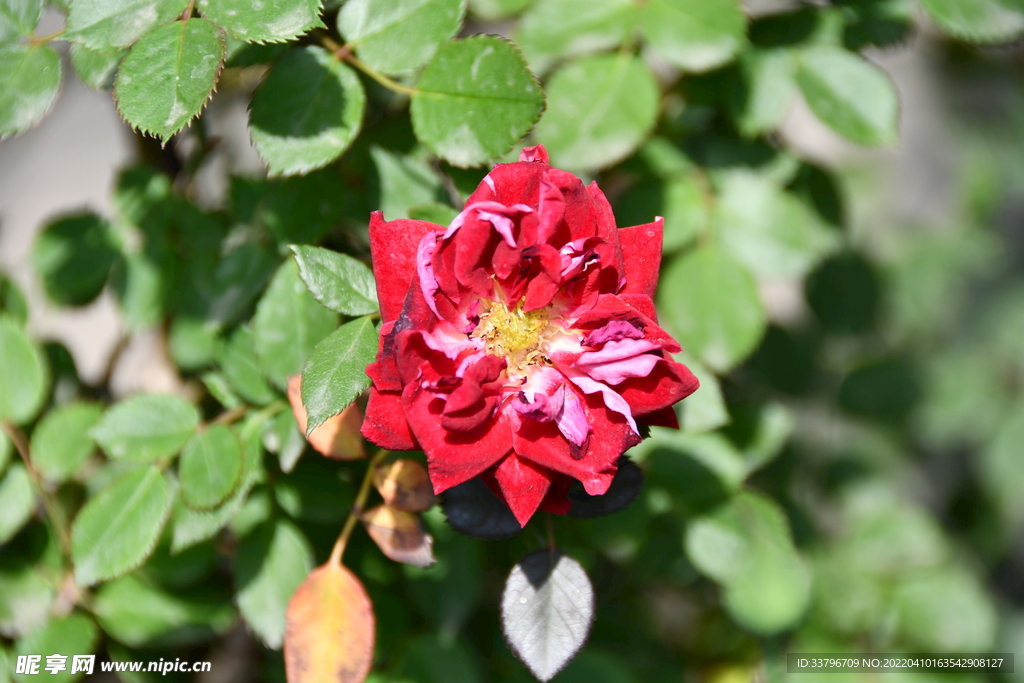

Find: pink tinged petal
<box><xmin>511</xmin><ymin>389</ymin><xmax>556</xmax><ymax>421</ymax></box>
<box><xmin>577</xmin><ymin>338</ymin><xmax>661</xmax><ymax>365</ymax></box>
<box><xmin>483</xmin><ymin>174</ymin><xmax>496</xmax><ymax>191</ymax></box>
<box><xmin>478</xmin><ymin>211</ymin><xmax>517</xmax><ymax>248</ymax></box>
<box><xmin>443</xmin><ymin>201</ymin><xmax>532</xmax><ymax>240</ymax></box>
<box><xmin>416</xmin><ymin>232</ymin><xmax>441</xmax><ymax>318</ymax></box>
<box><xmin>368</xmin><ymin>212</ymin><xmax>442</xmax><ymax>323</ymax></box>
<box><xmin>567</xmin><ymin>371</ymin><xmax>638</xmax><ymax>435</ymax></box>
<box><xmin>520</xmin><ymin>144</ymin><xmax>550</xmax><ymax>163</ymax></box>
<box><xmin>618</xmin><ymin>218</ymin><xmax>665</xmax><ymax>299</ymax></box>
<box><xmin>420</xmin><ymin>321</ymin><xmax>481</xmax><ymax>361</ymax></box>
<box><xmin>578</xmin><ymin>354</ymin><xmax>662</xmax><ymax>385</ymax></box>
<box><xmin>583</xmin><ymin>320</ymin><xmax>645</xmax><ymax>346</ymax></box>
<box><xmin>557</xmin><ymin>389</ymin><xmax>589</xmax><ymax>448</ymax></box>
<box><xmin>494</xmin><ymin>453</ymin><xmax>554</xmax><ymax>526</ymax></box>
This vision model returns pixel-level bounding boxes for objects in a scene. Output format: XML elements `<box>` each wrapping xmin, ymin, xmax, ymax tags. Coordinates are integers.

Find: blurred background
<box><xmin>4</xmin><ymin>0</ymin><xmax>1024</xmax><ymax>682</ymax></box>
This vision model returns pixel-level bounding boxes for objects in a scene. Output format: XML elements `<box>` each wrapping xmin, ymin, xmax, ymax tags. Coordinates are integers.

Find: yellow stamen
<box><xmin>471</xmin><ymin>300</ymin><xmax>557</xmax><ymax>378</ymax></box>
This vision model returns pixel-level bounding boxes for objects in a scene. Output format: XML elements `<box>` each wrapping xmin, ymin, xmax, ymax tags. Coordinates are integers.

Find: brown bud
<box><xmin>373</xmin><ymin>458</ymin><xmax>435</xmax><ymax>512</ymax></box>
<box><xmin>360</xmin><ymin>505</ymin><xmax>435</xmax><ymax>568</ymax></box>
<box><xmin>287</xmin><ymin>374</ymin><xmax>365</xmax><ymax>460</ymax></box>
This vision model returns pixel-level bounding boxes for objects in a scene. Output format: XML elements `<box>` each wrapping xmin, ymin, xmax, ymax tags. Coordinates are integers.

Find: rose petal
<box><xmin>493</xmin><ymin>453</ymin><xmax>554</xmax><ymax>526</ymax></box>
<box><xmin>369</xmin><ymin>212</ymin><xmax>441</xmax><ymax>323</ymax></box>
<box><xmin>618</xmin><ymin>218</ymin><xmax>664</xmax><ymax>299</ymax></box>
<box><xmin>362</xmin><ymin>388</ymin><xmax>418</xmax><ymax>451</ymax></box>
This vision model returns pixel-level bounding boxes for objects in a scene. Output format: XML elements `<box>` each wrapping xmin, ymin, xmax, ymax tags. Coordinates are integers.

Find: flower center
<box><xmin>471</xmin><ymin>300</ymin><xmax>553</xmax><ymax>378</ymax></box>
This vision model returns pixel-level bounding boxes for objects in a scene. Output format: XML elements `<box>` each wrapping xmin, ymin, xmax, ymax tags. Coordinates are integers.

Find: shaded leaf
<box><xmin>253</xmin><ymin>260</ymin><xmax>339</xmax><ymax>391</ymax></box>
<box><xmin>676</xmin><ymin>352</ymin><xmax>728</xmax><ymax>433</ymax></box>
<box><xmin>408</xmin><ymin>202</ymin><xmax>459</xmax><ymax>226</ymax></box>
<box><xmin>66</xmin><ymin>0</ymin><xmax>188</xmax><ymax>50</ymax></box>
<box><xmin>729</xmin><ymin>48</ymin><xmax>796</xmax><ymax>137</ymax></box>
<box><xmin>374</xmin><ymin>459</ymin><xmax>434</xmax><ymax>512</ymax></box>
<box><xmin>93</xmin><ymin>574</ymin><xmax>235</xmax><ymax>648</ymax></box>
<box><xmin>114</xmin><ymin>19</ymin><xmax>226</xmax><ymax>140</ymax></box>
<box><xmin>0</xmin><ymin>273</ymin><xmax>28</xmax><ymax>324</ymax></box>
<box><xmin>516</xmin><ymin>0</ymin><xmax>635</xmax><ymax>73</ymax></box>
<box><xmin>0</xmin><ymin>567</ymin><xmax>54</xmax><ymax>638</ymax></box>
<box><xmin>362</xmin><ymin>504</ymin><xmax>435</xmax><ymax>568</ymax></box>
<box><xmin>338</xmin><ymin>0</ymin><xmax>466</xmax><ymax>75</ymax></box>
<box><xmin>0</xmin><ymin>0</ymin><xmax>44</xmax><ymax>42</ymax></box>
<box><xmin>371</xmin><ymin>146</ymin><xmax>445</xmax><ymax>221</ymax></box>
<box><xmin>501</xmin><ymin>549</ymin><xmax>594</xmax><ymax>682</ymax></box>
<box><xmin>284</xmin><ymin>562</ymin><xmax>375</xmax><ymax>683</ymax></box>
<box><xmin>535</xmin><ymin>53</ymin><xmax>658</xmax><ymax>172</ymax></box>
<box><xmin>0</xmin><ymin>464</ymin><xmax>34</xmax><ymax>545</ymax></box>
<box><xmin>32</xmin><ymin>213</ymin><xmax>119</xmax><ymax>306</ymax></box>
<box><xmin>179</xmin><ymin>425</ymin><xmax>243</xmax><ymax>510</ymax></box>
<box><xmin>566</xmin><ymin>457</ymin><xmax>643</xmax><ymax>519</ymax></box>
<box><xmin>30</xmin><ymin>402</ymin><xmax>102</xmax><ymax>484</ymax></box>
<box><xmin>300</xmin><ymin>316</ymin><xmax>377</xmax><ymax>434</ymax></box>
<box><xmin>90</xmin><ymin>394</ymin><xmax>200</xmax><ymax>462</ymax></box>
<box><xmin>411</xmin><ymin>35</ymin><xmax>544</xmax><ymax>167</ymax></box>
<box><xmin>0</xmin><ymin>44</ymin><xmax>61</xmax><ymax>138</ymax></box>
<box><xmin>290</xmin><ymin>245</ymin><xmax>378</xmax><ymax>316</ymax></box>
<box><xmin>657</xmin><ymin>244</ymin><xmax>766</xmax><ymax>373</ymax></box>
<box><xmin>235</xmin><ymin>519</ymin><xmax>314</xmax><ymax>649</ymax></box>
<box><xmin>796</xmin><ymin>45</ymin><xmax>898</xmax><ymax>146</ymax></box>
<box><xmin>920</xmin><ymin>0</ymin><xmax>1024</xmax><ymax>43</ymax></box>
<box><xmin>640</xmin><ymin>0</ymin><xmax>746</xmax><ymax>72</ymax></box>
<box><xmin>287</xmin><ymin>374</ymin><xmax>365</xmax><ymax>459</ymax></box>
<box><xmin>0</xmin><ymin>316</ymin><xmax>47</xmax><ymax>426</ymax></box>
<box><xmin>69</xmin><ymin>43</ymin><xmax>125</xmax><ymax>90</ymax></box>
<box><xmin>71</xmin><ymin>466</ymin><xmax>176</xmax><ymax>586</ymax></box>
<box><xmin>197</xmin><ymin>0</ymin><xmax>324</xmax><ymax>44</ymax></box>
<box><xmin>217</xmin><ymin>327</ymin><xmax>278</xmax><ymax>406</ymax></box>
<box><xmin>249</xmin><ymin>46</ymin><xmax>365</xmax><ymax>177</ymax></box>
<box><xmin>469</xmin><ymin>0</ymin><xmax>530</xmax><ymax>19</ymax></box>
<box><xmin>441</xmin><ymin>476</ymin><xmax>522</xmax><ymax>540</ymax></box>
<box><xmin>265</xmin><ymin>408</ymin><xmax>307</xmax><ymax>473</ymax></box>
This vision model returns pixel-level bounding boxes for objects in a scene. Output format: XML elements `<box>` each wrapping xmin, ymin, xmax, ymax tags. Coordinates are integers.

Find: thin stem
<box><xmin>1</xmin><ymin>421</ymin><xmax>73</xmax><ymax>561</ymax></box>
<box><xmin>329</xmin><ymin>449</ymin><xmax>389</xmax><ymax>566</ymax></box>
<box><xmin>546</xmin><ymin>513</ymin><xmax>556</xmax><ymax>552</ymax></box>
<box><xmin>29</xmin><ymin>27</ymin><xmax>65</xmax><ymax>46</ymax></box>
<box><xmin>209</xmin><ymin>405</ymin><xmax>248</xmax><ymax>428</ymax></box>
<box><xmin>320</xmin><ymin>36</ymin><xmax>419</xmax><ymax>97</ymax></box>
<box><xmin>180</xmin><ymin>0</ymin><xmax>195</xmax><ymax>21</ymax></box>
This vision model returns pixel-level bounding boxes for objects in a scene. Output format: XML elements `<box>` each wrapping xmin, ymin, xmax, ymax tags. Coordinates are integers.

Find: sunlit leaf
<box><xmin>299</xmin><ymin>316</ymin><xmax>377</xmax><ymax>434</ymax></box>
<box><xmin>920</xmin><ymin>0</ymin><xmax>1024</xmax><ymax>43</ymax></box>
<box><xmin>14</xmin><ymin>614</ymin><xmax>98</xmax><ymax>683</ymax></box>
<box><xmin>411</xmin><ymin>36</ymin><xmax>544</xmax><ymax>167</ymax></box>
<box><xmin>197</xmin><ymin>0</ymin><xmax>324</xmax><ymax>44</ymax></box>
<box><xmin>0</xmin><ymin>0</ymin><xmax>43</xmax><ymax>41</ymax></box>
<box><xmin>516</xmin><ymin>0</ymin><xmax>635</xmax><ymax>73</ymax></box>
<box><xmin>90</xmin><ymin>394</ymin><xmax>200</xmax><ymax>462</ymax></box>
<box><xmin>66</xmin><ymin>0</ymin><xmax>189</xmax><ymax>50</ymax></box>
<box><xmin>179</xmin><ymin>425</ymin><xmax>243</xmax><ymax>511</ymax></box>
<box><xmin>0</xmin><ymin>44</ymin><xmax>61</xmax><ymax>137</ymax></box>
<box><xmin>69</xmin><ymin>43</ymin><xmax>125</xmax><ymax>90</ymax></box>
<box><xmin>640</xmin><ymin>0</ymin><xmax>746</xmax><ymax>72</ymax></box>
<box><xmin>338</xmin><ymin>0</ymin><xmax>466</xmax><ymax>75</ymax></box>
<box><xmin>0</xmin><ymin>316</ymin><xmax>48</xmax><ymax>426</ymax></box>
<box><xmin>284</xmin><ymin>562</ymin><xmax>375</xmax><ymax>683</ymax></box>
<box><xmin>290</xmin><ymin>245</ymin><xmax>378</xmax><ymax>317</ymax></box>
<box><xmin>0</xmin><ymin>464</ymin><xmax>34</xmax><ymax>545</ymax></box>
<box><xmin>30</xmin><ymin>402</ymin><xmax>102</xmax><ymax>484</ymax></box>
<box><xmin>287</xmin><ymin>375</ymin><xmax>365</xmax><ymax>459</ymax></box>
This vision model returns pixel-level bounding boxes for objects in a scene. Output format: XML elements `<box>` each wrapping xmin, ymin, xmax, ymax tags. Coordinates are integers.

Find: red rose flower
<box><xmin>362</xmin><ymin>145</ymin><xmax>699</xmax><ymax>526</ymax></box>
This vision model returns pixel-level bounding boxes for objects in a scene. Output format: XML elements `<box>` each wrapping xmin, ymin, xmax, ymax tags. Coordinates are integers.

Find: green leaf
<box><xmin>468</xmin><ymin>0</ymin><xmax>529</xmax><ymax>18</ymax></box>
<box><xmin>640</xmin><ymin>0</ymin><xmax>746</xmax><ymax>72</ymax></box>
<box><xmin>66</xmin><ymin>0</ymin><xmax>189</xmax><ymax>50</ymax></box>
<box><xmin>371</xmin><ymin>146</ymin><xmax>444</xmax><ymax>220</ymax></box>
<box><xmin>795</xmin><ymin>45</ymin><xmax>898</xmax><ymax>146</ymax></box>
<box><xmin>657</xmin><ymin>245</ymin><xmax>767</xmax><ymax>373</ymax></box>
<box><xmin>408</xmin><ymin>202</ymin><xmax>459</xmax><ymax>225</ymax></box>
<box><xmin>0</xmin><ymin>433</ymin><xmax>10</xmax><ymax>478</ymax></box>
<box><xmin>0</xmin><ymin>273</ymin><xmax>28</xmax><ymax>325</ymax></box>
<box><xmin>93</xmin><ymin>574</ymin><xmax>235</xmax><ymax>648</ymax></box>
<box><xmin>70</xmin><ymin>43</ymin><xmax>125</xmax><ymax>90</ymax></box>
<box><xmin>0</xmin><ymin>44</ymin><xmax>61</xmax><ymax>137</ymax></box>
<box><xmin>217</xmin><ymin>327</ymin><xmax>278</xmax><ymax>406</ymax></box>
<box><xmin>338</xmin><ymin>0</ymin><xmax>466</xmax><ymax>75</ymax></box>
<box><xmin>300</xmin><ymin>317</ymin><xmax>378</xmax><ymax>434</ymax></box>
<box><xmin>249</xmin><ymin>46</ymin><xmax>365</xmax><ymax>177</ymax></box>
<box><xmin>714</xmin><ymin>171</ymin><xmax>839</xmax><ymax>279</ymax></box>
<box><xmin>71</xmin><ymin>466</ymin><xmax>176</xmax><ymax>586</ymax></box>
<box><xmin>114</xmin><ymin>18</ymin><xmax>226</xmax><ymax>140</ymax></box>
<box><xmin>196</xmin><ymin>0</ymin><xmax>324</xmax><ymax>44</ymax></box>
<box><xmin>686</xmin><ymin>491</ymin><xmax>810</xmax><ymax>634</ymax></box>
<box><xmin>168</xmin><ymin>316</ymin><xmax>219</xmax><ymax>371</ymax></box>
<box><xmin>235</xmin><ymin>519</ymin><xmax>314</xmax><ymax>649</ymax></box>
<box><xmin>179</xmin><ymin>425</ymin><xmax>242</xmax><ymax>510</ymax></box>
<box><xmin>14</xmin><ymin>614</ymin><xmax>98</xmax><ymax>683</ymax></box>
<box><xmin>615</xmin><ymin>174</ymin><xmax>709</xmax><ymax>255</ymax></box>
<box><xmin>410</xmin><ymin>35</ymin><xmax>545</xmax><ymax>168</ymax></box>
<box><xmin>920</xmin><ymin>0</ymin><xmax>1024</xmax><ymax>44</ymax></box>
<box><xmin>252</xmin><ymin>260</ymin><xmax>339</xmax><ymax>391</ymax></box>
<box><xmin>979</xmin><ymin>411</ymin><xmax>1024</xmax><ymax>527</ymax></box>
<box><xmin>515</xmin><ymin>0</ymin><xmax>634</xmax><ymax>73</ymax></box>
<box><xmin>290</xmin><ymin>245</ymin><xmax>378</xmax><ymax>316</ymax></box>
<box><xmin>894</xmin><ymin>565</ymin><xmax>997</xmax><ymax>652</ymax></box>
<box><xmin>676</xmin><ymin>352</ymin><xmax>728</xmax><ymax>434</ymax></box>
<box><xmin>0</xmin><ymin>464</ymin><xmax>34</xmax><ymax>545</ymax></box>
<box><xmin>729</xmin><ymin>48</ymin><xmax>795</xmax><ymax>137</ymax></box>
<box><xmin>110</xmin><ymin>251</ymin><xmax>167</xmax><ymax>329</ymax></box>
<box><xmin>32</xmin><ymin>213</ymin><xmax>119</xmax><ymax>306</ymax></box>
<box><xmin>0</xmin><ymin>316</ymin><xmax>48</xmax><ymax>426</ymax></box>
<box><xmin>0</xmin><ymin>567</ymin><xmax>54</xmax><ymax>638</ymax></box>
<box><xmin>30</xmin><ymin>402</ymin><xmax>102</xmax><ymax>484</ymax></box>
<box><xmin>534</xmin><ymin>53</ymin><xmax>658</xmax><ymax>172</ymax></box>
<box><xmin>91</xmin><ymin>394</ymin><xmax>200</xmax><ymax>463</ymax></box>
<box><xmin>171</xmin><ymin>414</ymin><xmax>265</xmax><ymax>552</ymax></box>
<box><xmin>265</xmin><ymin>409</ymin><xmax>305</xmax><ymax>473</ymax></box>
<box><xmin>0</xmin><ymin>0</ymin><xmax>44</xmax><ymax>42</ymax></box>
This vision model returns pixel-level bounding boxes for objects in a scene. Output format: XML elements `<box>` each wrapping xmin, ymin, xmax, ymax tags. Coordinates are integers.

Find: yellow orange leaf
<box><xmin>287</xmin><ymin>374</ymin><xmax>365</xmax><ymax>460</ymax></box>
<box><xmin>361</xmin><ymin>505</ymin><xmax>435</xmax><ymax>568</ymax></box>
<box><xmin>373</xmin><ymin>459</ymin><xmax>435</xmax><ymax>512</ymax></box>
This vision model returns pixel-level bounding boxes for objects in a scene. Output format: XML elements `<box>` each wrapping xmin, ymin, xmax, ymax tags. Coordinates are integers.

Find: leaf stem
<box><xmin>209</xmin><ymin>405</ymin><xmax>249</xmax><ymax>428</ymax></box>
<box><xmin>330</xmin><ymin>448</ymin><xmax>389</xmax><ymax>566</ymax></box>
<box><xmin>546</xmin><ymin>513</ymin><xmax>556</xmax><ymax>552</ymax></box>
<box><xmin>320</xmin><ymin>36</ymin><xmax>419</xmax><ymax>97</ymax></box>
<box><xmin>1</xmin><ymin>421</ymin><xmax>73</xmax><ymax>561</ymax></box>
<box><xmin>29</xmin><ymin>27</ymin><xmax>65</xmax><ymax>46</ymax></box>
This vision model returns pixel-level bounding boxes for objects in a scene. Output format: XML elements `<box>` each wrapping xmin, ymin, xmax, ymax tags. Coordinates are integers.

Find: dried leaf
<box><xmin>373</xmin><ymin>459</ymin><xmax>435</xmax><ymax>513</ymax></box>
<box><xmin>284</xmin><ymin>563</ymin><xmax>375</xmax><ymax>683</ymax></box>
<box><xmin>361</xmin><ymin>505</ymin><xmax>435</xmax><ymax>569</ymax></box>
<box><xmin>287</xmin><ymin>374</ymin><xmax>365</xmax><ymax>460</ymax></box>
